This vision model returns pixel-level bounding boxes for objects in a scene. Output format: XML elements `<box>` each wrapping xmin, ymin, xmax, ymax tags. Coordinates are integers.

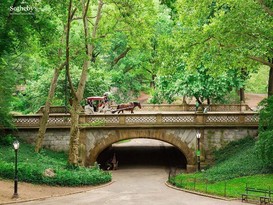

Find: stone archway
<box><xmin>86</xmin><ymin>128</ymin><xmax>196</xmax><ymax>172</ymax></box>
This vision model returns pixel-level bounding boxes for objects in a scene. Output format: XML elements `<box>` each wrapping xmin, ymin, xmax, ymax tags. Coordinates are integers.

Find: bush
<box><xmin>0</xmin><ymin>134</ymin><xmax>15</xmax><ymax>146</ymax></box>
<box><xmin>256</xmin><ymin>130</ymin><xmax>273</xmax><ymax>167</ymax></box>
<box><xmin>0</xmin><ymin>137</ymin><xmax>111</xmax><ymax>186</ymax></box>
<box><xmin>256</xmin><ymin>95</ymin><xmax>273</xmax><ymax>167</ymax></box>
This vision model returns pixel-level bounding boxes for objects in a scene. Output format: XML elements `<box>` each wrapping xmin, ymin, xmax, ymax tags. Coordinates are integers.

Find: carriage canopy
<box><xmin>86</xmin><ymin>96</ymin><xmax>106</xmax><ymax>101</ymax></box>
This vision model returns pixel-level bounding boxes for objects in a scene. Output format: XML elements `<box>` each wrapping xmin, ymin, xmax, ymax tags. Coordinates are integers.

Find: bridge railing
<box><xmin>84</xmin><ymin>112</ymin><xmax>258</xmax><ymax>127</ymax></box>
<box><xmin>36</xmin><ymin>104</ymin><xmax>251</xmax><ymax>114</ymax></box>
<box><xmin>138</xmin><ymin>104</ymin><xmax>251</xmax><ymax>112</ymax></box>
<box><xmin>12</xmin><ymin>112</ymin><xmax>259</xmax><ymax>128</ymax></box>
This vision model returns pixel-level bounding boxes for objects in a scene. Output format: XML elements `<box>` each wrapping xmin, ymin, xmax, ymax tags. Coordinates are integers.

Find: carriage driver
<box><xmin>103</xmin><ymin>92</ymin><xmax>110</xmax><ymax>103</ymax></box>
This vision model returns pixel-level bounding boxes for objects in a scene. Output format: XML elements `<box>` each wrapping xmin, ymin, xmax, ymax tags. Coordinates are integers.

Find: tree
<box><xmin>108</xmin><ymin>2</ymin><xmax>175</xmax><ymax>100</ymax></box>
<box><xmin>174</xmin><ymin>0</ymin><xmax>273</xmax><ymax>96</ymax></box>
<box><xmin>0</xmin><ymin>0</ymin><xmax>60</xmax><ymax>127</ymax></box>
<box><xmin>151</xmin><ymin>65</ymin><xmax>245</xmax><ymax>105</ymax></box>
<box><xmin>0</xmin><ymin>63</ymin><xmax>15</xmax><ymax>127</ymax></box>
<box><xmin>34</xmin><ymin>0</ymin><xmax>75</xmax><ymax>153</ymax></box>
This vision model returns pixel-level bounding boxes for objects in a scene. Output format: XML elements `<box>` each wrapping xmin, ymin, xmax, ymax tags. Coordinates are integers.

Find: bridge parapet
<box><xmin>139</xmin><ymin>104</ymin><xmax>251</xmax><ymax>112</ymax></box>
<box><xmin>36</xmin><ymin>104</ymin><xmax>251</xmax><ymax>114</ymax></box>
<box><xmin>12</xmin><ymin>112</ymin><xmax>259</xmax><ymax>129</ymax></box>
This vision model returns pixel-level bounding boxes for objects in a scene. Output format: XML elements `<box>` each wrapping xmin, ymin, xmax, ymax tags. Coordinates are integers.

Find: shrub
<box><xmin>0</xmin><ymin>137</ymin><xmax>111</xmax><ymax>186</ymax></box>
<box><xmin>0</xmin><ymin>134</ymin><xmax>15</xmax><ymax>146</ymax></box>
<box><xmin>256</xmin><ymin>95</ymin><xmax>273</xmax><ymax>168</ymax></box>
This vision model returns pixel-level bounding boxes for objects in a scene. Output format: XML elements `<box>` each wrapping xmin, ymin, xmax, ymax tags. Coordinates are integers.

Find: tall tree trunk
<box><xmin>239</xmin><ymin>87</ymin><xmax>245</xmax><ymax>103</ymax></box>
<box><xmin>150</xmin><ymin>74</ymin><xmax>156</xmax><ymax>88</ymax></box>
<box><xmin>34</xmin><ymin>2</ymin><xmax>76</xmax><ymax>153</ymax></box>
<box><xmin>182</xmin><ymin>96</ymin><xmax>187</xmax><ymax>104</ymax></box>
<box><xmin>268</xmin><ymin>65</ymin><xmax>273</xmax><ymax>97</ymax></box>
<box><xmin>68</xmin><ymin>0</ymin><xmax>103</xmax><ymax>166</ymax></box>
<box><xmin>35</xmin><ymin>62</ymin><xmax>66</xmax><ymax>152</ymax></box>
<box><xmin>207</xmin><ymin>98</ymin><xmax>210</xmax><ymax>105</ymax></box>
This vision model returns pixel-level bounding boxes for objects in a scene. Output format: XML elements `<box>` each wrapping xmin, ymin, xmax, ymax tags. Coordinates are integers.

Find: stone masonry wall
<box><xmin>13</xmin><ymin>127</ymin><xmax>258</xmax><ymax>171</ymax></box>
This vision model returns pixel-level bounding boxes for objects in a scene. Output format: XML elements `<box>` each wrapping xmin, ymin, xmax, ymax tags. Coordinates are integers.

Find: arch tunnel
<box><xmin>96</xmin><ymin>139</ymin><xmax>187</xmax><ymax>170</ymax></box>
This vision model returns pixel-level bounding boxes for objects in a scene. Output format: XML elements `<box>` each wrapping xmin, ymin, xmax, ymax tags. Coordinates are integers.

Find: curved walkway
<box><xmin>12</xmin><ymin>139</ymin><xmax>253</xmax><ymax>205</ymax></box>
<box><xmin>16</xmin><ymin>167</ymin><xmax>250</xmax><ymax>205</ymax></box>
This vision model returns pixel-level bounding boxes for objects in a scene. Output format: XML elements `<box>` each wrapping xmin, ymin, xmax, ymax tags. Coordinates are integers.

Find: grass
<box><xmin>0</xmin><ymin>135</ymin><xmax>111</xmax><ymax>186</ymax></box>
<box><xmin>171</xmin><ymin>136</ymin><xmax>273</xmax><ymax>198</ymax></box>
<box><xmin>172</xmin><ymin>174</ymin><xmax>273</xmax><ymax>198</ymax></box>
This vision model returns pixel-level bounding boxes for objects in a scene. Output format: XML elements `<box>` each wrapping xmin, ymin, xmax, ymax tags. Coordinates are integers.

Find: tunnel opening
<box><xmin>96</xmin><ymin>139</ymin><xmax>187</xmax><ymax>170</ymax></box>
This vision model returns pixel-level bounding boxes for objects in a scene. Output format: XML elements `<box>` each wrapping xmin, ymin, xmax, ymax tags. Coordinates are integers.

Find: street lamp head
<box><xmin>13</xmin><ymin>140</ymin><xmax>20</xmax><ymax>150</ymax></box>
<box><xmin>196</xmin><ymin>131</ymin><xmax>201</xmax><ymax>139</ymax></box>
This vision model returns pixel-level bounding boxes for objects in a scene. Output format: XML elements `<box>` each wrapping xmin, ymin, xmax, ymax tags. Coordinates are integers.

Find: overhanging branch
<box><xmin>248</xmin><ymin>55</ymin><xmax>273</xmax><ymax>67</ymax></box>
<box><xmin>112</xmin><ymin>47</ymin><xmax>131</xmax><ymax>65</ymax></box>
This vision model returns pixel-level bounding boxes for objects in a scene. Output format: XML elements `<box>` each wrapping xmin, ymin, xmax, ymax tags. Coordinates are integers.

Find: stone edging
<box><xmin>165</xmin><ymin>181</ymin><xmax>239</xmax><ymax>201</ymax></box>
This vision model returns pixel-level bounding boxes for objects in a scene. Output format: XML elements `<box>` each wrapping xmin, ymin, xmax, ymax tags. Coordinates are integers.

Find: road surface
<box><xmin>17</xmin><ymin>140</ymin><xmax>251</xmax><ymax>205</ymax></box>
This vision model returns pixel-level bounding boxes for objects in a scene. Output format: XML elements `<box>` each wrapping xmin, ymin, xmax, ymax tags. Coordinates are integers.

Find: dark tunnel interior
<box><xmin>96</xmin><ymin>139</ymin><xmax>187</xmax><ymax>170</ymax></box>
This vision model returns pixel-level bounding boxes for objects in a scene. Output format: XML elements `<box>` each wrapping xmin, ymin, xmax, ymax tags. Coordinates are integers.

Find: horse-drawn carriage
<box><xmin>84</xmin><ymin>93</ymin><xmax>141</xmax><ymax>114</ymax></box>
<box><xmin>85</xmin><ymin>95</ymin><xmax>111</xmax><ymax>114</ymax></box>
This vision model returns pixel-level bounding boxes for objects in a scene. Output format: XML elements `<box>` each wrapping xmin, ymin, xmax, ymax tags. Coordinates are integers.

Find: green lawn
<box><xmin>171</xmin><ymin>174</ymin><xmax>273</xmax><ymax>198</ymax></box>
<box><xmin>171</xmin><ymin>136</ymin><xmax>273</xmax><ymax>199</ymax></box>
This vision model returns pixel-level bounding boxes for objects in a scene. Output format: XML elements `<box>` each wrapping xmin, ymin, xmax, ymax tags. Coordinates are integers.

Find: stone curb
<box><xmin>165</xmin><ymin>181</ymin><xmax>239</xmax><ymax>202</ymax></box>
<box><xmin>0</xmin><ymin>180</ymin><xmax>114</xmax><ymax>205</ymax></box>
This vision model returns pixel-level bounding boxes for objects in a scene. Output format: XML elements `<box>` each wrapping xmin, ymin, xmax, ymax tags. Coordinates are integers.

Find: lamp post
<box><xmin>12</xmin><ymin>140</ymin><xmax>20</xmax><ymax>199</ymax></box>
<box><xmin>196</xmin><ymin>131</ymin><xmax>201</xmax><ymax>172</ymax></box>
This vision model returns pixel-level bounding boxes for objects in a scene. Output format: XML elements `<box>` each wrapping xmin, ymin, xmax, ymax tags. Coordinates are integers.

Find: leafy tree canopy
<box><xmin>174</xmin><ymin>0</ymin><xmax>273</xmax><ymax>74</ymax></box>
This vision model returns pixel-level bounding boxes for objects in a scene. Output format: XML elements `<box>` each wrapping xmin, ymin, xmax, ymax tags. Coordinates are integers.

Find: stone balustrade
<box><xmin>36</xmin><ymin>103</ymin><xmax>252</xmax><ymax>114</ymax></box>
<box><xmin>13</xmin><ymin>112</ymin><xmax>259</xmax><ymax>129</ymax></box>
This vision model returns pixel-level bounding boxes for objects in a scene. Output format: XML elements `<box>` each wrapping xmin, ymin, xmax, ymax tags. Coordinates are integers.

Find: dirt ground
<box><xmin>0</xmin><ymin>93</ymin><xmax>266</xmax><ymax>204</ymax></box>
<box><xmin>138</xmin><ymin>92</ymin><xmax>266</xmax><ymax>109</ymax></box>
<box><xmin>0</xmin><ymin>179</ymin><xmax>110</xmax><ymax>204</ymax></box>
<box><xmin>245</xmin><ymin>93</ymin><xmax>266</xmax><ymax>108</ymax></box>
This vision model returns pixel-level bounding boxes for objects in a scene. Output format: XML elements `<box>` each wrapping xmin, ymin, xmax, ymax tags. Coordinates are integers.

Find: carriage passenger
<box><xmin>85</xmin><ymin>99</ymin><xmax>94</xmax><ymax>114</ymax></box>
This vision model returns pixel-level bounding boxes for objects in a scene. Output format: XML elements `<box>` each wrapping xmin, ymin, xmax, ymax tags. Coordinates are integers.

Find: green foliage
<box><xmin>152</xmin><ymin>65</ymin><xmax>244</xmax><ymax>104</ymax></box>
<box><xmin>221</xmin><ymin>90</ymin><xmax>241</xmax><ymax>104</ymax></box>
<box><xmin>173</xmin><ymin>136</ymin><xmax>273</xmax><ymax>198</ymax></box>
<box><xmin>80</xmin><ymin>120</ymin><xmax>106</xmax><ymax>127</ymax></box>
<box><xmin>0</xmin><ymin>59</ymin><xmax>16</xmax><ymax>127</ymax></box>
<box><xmin>256</xmin><ymin>130</ymin><xmax>273</xmax><ymax>167</ymax></box>
<box><xmin>0</xmin><ymin>0</ymin><xmax>69</xmax><ymax>118</ymax></box>
<box><xmin>149</xmin><ymin>75</ymin><xmax>175</xmax><ymax>104</ymax></box>
<box><xmin>174</xmin><ymin>0</ymin><xmax>272</xmax><ymax>71</ymax></box>
<box><xmin>205</xmin><ymin>137</ymin><xmax>270</xmax><ymax>182</ymax></box>
<box><xmin>0</xmin><ymin>138</ymin><xmax>111</xmax><ymax>186</ymax></box>
<box><xmin>245</xmin><ymin>66</ymin><xmax>268</xmax><ymax>94</ymax></box>
<box><xmin>111</xmin><ymin>70</ymin><xmax>143</xmax><ymax>103</ymax></box>
<box><xmin>255</xmin><ymin>95</ymin><xmax>273</xmax><ymax>167</ymax></box>
<box><xmin>172</xmin><ymin>0</ymin><xmax>273</xmax><ymax>97</ymax></box>
<box><xmin>0</xmin><ymin>134</ymin><xmax>15</xmax><ymax>146</ymax></box>
<box><xmin>3</xmin><ymin>0</ymin><xmax>271</xmax><ymax>114</ymax></box>
<box><xmin>213</xmin><ymin>136</ymin><xmax>255</xmax><ymax>164</ymax></box>
<box><xmin>257</xmin><ymin>96</ymin><xmax>273</xmax><ymax>132</ymax></box>
<box><xmin>172</xmin><ymin>174</ymin><xmax>273</xmax><ymax>198</ymax></box>
<box><xmin>174</xmin><ymin>136</ymin><xmax>271</xmax><ymax>186</ymax></box>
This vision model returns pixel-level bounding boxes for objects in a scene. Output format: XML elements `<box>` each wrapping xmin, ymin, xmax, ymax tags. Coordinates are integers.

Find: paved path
<box><xmin>17</xmin><ymin>167</ymin><xmax>249</xmax><ymax>205</ymax></box>
<box><xmin>17</xmin><ymin>140</ymin><xmax>251</xmax><ymax>205</ymax></box>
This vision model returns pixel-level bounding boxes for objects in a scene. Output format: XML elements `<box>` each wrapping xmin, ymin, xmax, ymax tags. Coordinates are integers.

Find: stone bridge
<box><xmin>12</xmin><ymin>104</ymin><xmax>259</xmax><ymax>172</ymax></box>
